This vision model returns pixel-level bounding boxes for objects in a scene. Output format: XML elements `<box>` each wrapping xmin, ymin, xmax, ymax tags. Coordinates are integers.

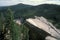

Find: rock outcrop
<box><xmin>26</xmin><ymin>16</ymin><xmax>60</xmax><ymax>40</ymax></box>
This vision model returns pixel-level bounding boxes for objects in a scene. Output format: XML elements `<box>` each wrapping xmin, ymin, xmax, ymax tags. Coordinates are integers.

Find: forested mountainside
<box><xmin>0</xmin><ymin>4</ymin><xmax>60</xmax><ymax>28</ymax></box>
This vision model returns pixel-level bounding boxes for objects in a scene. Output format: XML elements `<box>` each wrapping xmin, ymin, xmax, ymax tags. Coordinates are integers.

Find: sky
<box><xmin>0</xmin><ymin>0</ymin><xmax>60</xmax><ymax>6</ymax></box>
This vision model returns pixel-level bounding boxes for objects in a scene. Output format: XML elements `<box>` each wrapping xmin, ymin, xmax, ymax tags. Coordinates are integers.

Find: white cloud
<box><xmin>45</xmin><ymin>1</ymin><xmax>60</xmax><ymax>5</ymax></box>
<box><xmin>21</xmin><ymin>0</ymin><xmax>48</xmax><ymax>5</ymax></box>
<box><xmin>0</xmin><ymin>0</ymin><xmax>60</xmax><ymax>6</ymax></box>
<box><xmin>21</xmin><ymin>0</ymin><xmax>60</xmax><ymax>5</ymax></box>
<box><xmin>22</xmin><ymin>0</ymin><xmax>60</xmax><ymax>5</ymax></box>
<box><xmin>0</xmin><ymin>0</ymin><xmax>21</xmax><ymax>6</ymax></box>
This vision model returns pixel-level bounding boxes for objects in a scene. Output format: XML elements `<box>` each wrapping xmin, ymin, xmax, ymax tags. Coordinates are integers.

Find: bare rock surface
<box><xmin>26</xmin><ymin>16</ymin><xmax>60</xmax><ymax>40</ymax></box>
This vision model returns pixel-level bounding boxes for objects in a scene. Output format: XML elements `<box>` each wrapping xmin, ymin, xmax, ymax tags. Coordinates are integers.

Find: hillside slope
<box><xmin>0</xmin><ymin>4</ymin><xmax>60</xmax><ymax>29</ymax></box>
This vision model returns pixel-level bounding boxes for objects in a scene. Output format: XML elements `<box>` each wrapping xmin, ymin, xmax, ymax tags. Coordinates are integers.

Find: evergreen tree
<box><xmin>5</xmin><ymin>8</ymin><xmax>21</xmax><ymax>40</ymax></box>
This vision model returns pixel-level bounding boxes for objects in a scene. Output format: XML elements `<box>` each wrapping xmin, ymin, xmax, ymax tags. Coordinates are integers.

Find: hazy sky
<box><xmin>0</xmin><ymin>0</ymin><xmax>60</xmax><ymax>6</ymax></box>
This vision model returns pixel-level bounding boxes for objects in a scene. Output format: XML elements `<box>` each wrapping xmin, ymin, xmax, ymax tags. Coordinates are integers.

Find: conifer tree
<box><xmin>5</xmin><ymin>8</ymin><xmax>21</xmax><ymax>40</ymax></box>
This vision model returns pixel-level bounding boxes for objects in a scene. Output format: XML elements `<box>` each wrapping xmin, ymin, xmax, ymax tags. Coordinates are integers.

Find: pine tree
<box><xmin>5</xmin><ymin>8</ymin><xmax>21</xmax><ymax>40</ymax></box>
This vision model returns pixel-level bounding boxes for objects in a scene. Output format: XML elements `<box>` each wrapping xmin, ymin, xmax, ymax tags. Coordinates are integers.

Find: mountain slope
<box><xmin>0</xmin><ymin>4</ymin><xmax>60</xmax><ymax>28</ymax></box>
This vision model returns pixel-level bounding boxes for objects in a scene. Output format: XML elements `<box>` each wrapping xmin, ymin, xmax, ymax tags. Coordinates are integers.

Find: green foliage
<box><xmin>0</xmin><ymin>13</ymin><xmax>5</xmax><ymax>31</ymax></box>
<box><xmin>4</xmin><ymin>8</ymin><xmax>29</xmax><ymax>40</ymax></box>
<box><xmin>11</xmin><ymin>23</ymin><xmax>21</xmax><ymax>40</ymax></box>
<box><xmin>20</xmin><ymin>24</ymin><xmax>29</xmax><ymax>40</ymax></box>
